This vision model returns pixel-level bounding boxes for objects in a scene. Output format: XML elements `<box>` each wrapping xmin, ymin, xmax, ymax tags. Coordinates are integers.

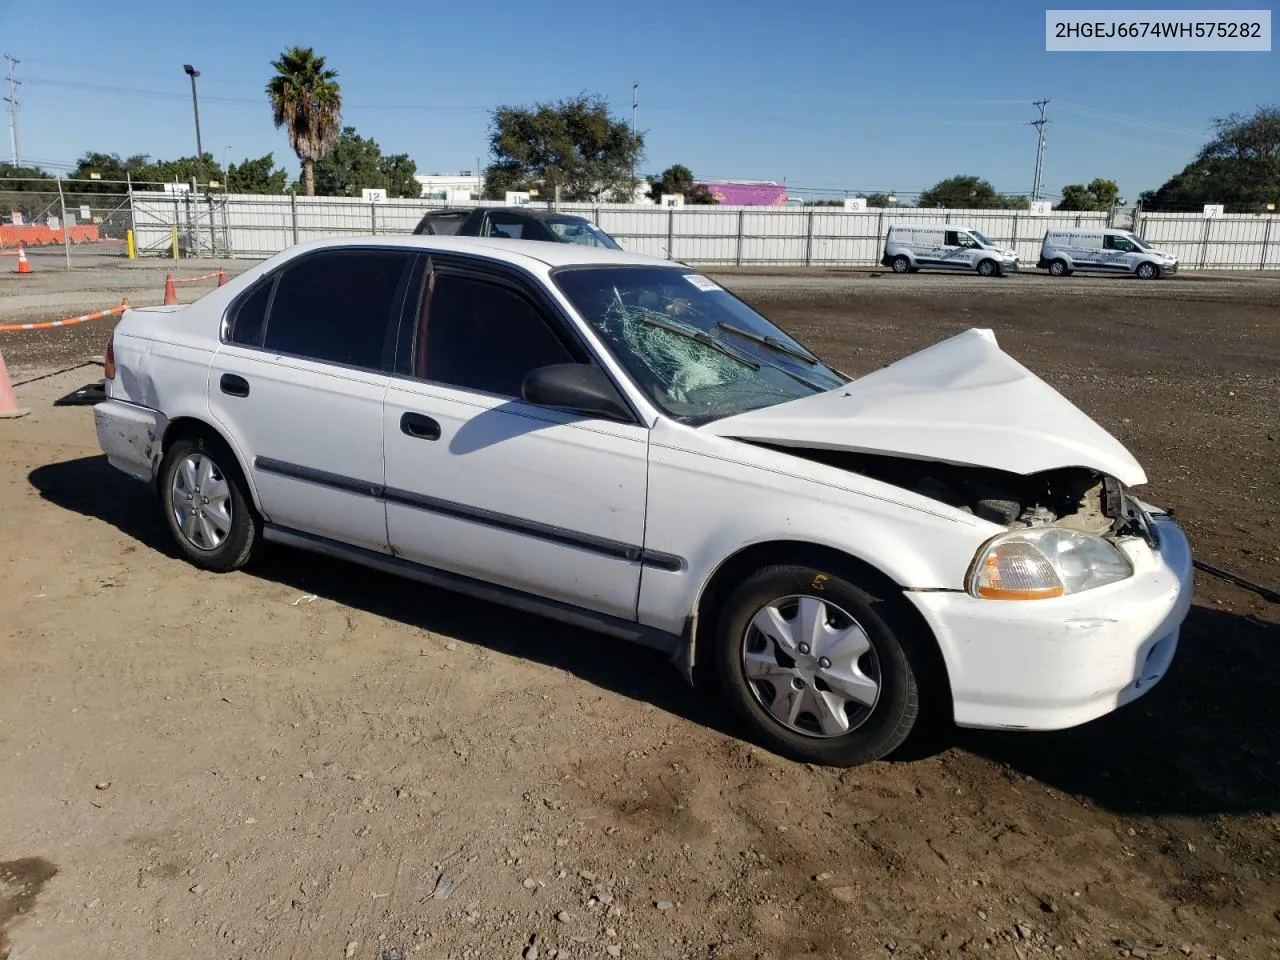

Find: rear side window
<box><xmin>262</xmin><ymin>250</ymin><xmax>412</xmax><ymax>370</ymax></box>
<box><xmin>417</xmin><ymin>212</ymin><xmax>468</xmax><ymax>236</ymax></box>
<box><xmin>229</xmin><ymin>279</ymin><xmax>272</xmax><ymax>346</ymax></box>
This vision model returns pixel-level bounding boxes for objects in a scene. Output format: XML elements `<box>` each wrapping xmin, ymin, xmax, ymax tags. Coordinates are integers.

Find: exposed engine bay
<box><xmin>753</xmin><ymin>444</ymin><xmax>1157</xmax><ymax>542</ymax></box>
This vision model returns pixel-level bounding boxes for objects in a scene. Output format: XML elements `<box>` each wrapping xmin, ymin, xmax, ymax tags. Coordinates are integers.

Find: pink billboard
<box><xmin>702</xmin><ymin>181</ymin><xmax>788</xmax><ymax>206</ymax></box>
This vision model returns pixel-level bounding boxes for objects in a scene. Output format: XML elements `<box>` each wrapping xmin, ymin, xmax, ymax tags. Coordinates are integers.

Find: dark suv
<box><xmin>412</xmin><ymin>206</ymin><xmax>622</xmax><ymax>249</ymax></box>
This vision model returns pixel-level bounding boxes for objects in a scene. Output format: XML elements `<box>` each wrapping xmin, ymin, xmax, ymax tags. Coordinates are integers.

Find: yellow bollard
<box><xmin>170</xmin><ymin>226</ymin><xmax>178</xmax><ymax>260</ymax></box>
<box><xmin>126</xmin><ymin>229</ymin><xmax>136</xmax><ymax>259</ymax></box>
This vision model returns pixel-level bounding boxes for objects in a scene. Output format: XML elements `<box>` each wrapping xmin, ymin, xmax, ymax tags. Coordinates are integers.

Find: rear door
<box><xmin>209</xmin><ymin>247</ymin><xmax>416</xmax><ymax>552</ymax></box>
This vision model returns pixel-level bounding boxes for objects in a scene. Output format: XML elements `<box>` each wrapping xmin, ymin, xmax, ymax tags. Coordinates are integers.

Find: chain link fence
<box><xmin>1</xmin><ymin>177</ymin><xmax>141</xmax><ymax>267</ymax></box>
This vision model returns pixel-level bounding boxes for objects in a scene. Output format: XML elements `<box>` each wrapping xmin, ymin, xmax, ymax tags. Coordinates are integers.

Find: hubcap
<box><xmin>741</xmin><ymin>595</ymin><xmax>881</xmax><ymax>739</ymax></box>
<box><xmin>170</xmin><ymin>453</ymin><xmax>232</xmax><ymax>551</ymax></box>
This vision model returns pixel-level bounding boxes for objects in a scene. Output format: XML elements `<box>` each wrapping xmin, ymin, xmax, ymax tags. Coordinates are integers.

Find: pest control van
<box><xmin>1038</xmin><ymin>228</ymin><xmax>1178</xmax><ymax>279</ymax></box>
<box><xmin>880</xmin><ymin>223</ymin><xmax>1019</xmax><ymax>277</ymax></box>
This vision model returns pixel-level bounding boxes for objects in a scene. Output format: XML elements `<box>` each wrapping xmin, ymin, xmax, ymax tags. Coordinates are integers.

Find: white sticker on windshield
<box><xmin>683</xmin><ymin>273</ymin><xmax>721</xmax><ymax>292</ymax></box>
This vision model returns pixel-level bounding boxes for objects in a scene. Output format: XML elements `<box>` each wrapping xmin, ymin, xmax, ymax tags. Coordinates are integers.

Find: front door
<box><xmin>383</xmin><ymin>258</ymin><xmax>649</xmax><ymax>619</ymax></box>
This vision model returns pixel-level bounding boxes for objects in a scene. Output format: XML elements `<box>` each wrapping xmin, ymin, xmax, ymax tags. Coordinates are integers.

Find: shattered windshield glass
<box><xmin>554</xmin><ymin>266</ymin><xmax>847</xmax><ymax>422</ymax></box>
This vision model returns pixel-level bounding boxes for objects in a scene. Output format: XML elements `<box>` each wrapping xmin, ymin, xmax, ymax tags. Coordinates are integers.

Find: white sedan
<box><xmin>95</xmin><ymin>237</ymin><xmax>1193</xmax><ymax>766</ymax></box>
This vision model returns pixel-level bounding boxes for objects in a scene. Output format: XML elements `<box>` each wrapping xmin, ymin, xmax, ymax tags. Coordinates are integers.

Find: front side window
<box><xmin>554</xmin><ymin>266</ymin><xmax>846</xmax><ymax>423</ymax></box>
<box><xmin>417</xmin><ymin>271</ymin><xmax>575</xmax><ymax>398</ymax></box>
<box><xmin>486</xmin><ymin>216</ymin><xmax>525</xmax><ymax>239</ymax></box>
<box><xmin>547</xmin><ymin>219</ymin><xmax>622</xmax><ymax>250</ymax></box>
<box><xmin>261</xmin><ymin>250</ymin><xmax>412</xmax><ymax>370</ymax></box>
<box><xmin>1103</xmin><ymin>234</ymin><xmax>1137</xmax><ymax>252</ymax></box>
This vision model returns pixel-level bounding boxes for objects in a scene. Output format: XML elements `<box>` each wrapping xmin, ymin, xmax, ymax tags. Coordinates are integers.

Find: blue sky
<box><xmin>2</xmin><ymin>0</ymin><xmax>1274</xmax><ymax>199</ymax></box>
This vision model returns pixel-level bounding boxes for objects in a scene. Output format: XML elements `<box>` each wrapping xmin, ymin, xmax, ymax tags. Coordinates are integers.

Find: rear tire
<box><xmin>1048</xmin><ymin>259</ymin><xmax>1069</xmax><ymax>277</ymax></box>
<box><xmin>1136</xmin><ymin>261</ymin><xmax>1159</xmax><ymax>280</ymax></box>
<box><xmin>713</xmin><ymin>565</ymin><xmax>922</xmax><ymax>766</ymax></box>
<box><xmin>159</xmin><ymin>433</ymin><xmax>260</xmax><ymax>572</ymax></box>
<box><xmin>977</xmin><ymin>258</ymin><xmax>998</xmax><ymax>277</ymax></box>
<box><xmin>891</xmin><ymin>255</ymin><xmax>911</xmax><ymax>274</ymax></box>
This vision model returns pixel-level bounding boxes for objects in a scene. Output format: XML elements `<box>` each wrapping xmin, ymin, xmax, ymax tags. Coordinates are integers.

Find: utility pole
<box><xmin>631</xmin><ymin>81</ymin><xmax>639</xmax><ymax>196</ymax></box>
<box><xmin>183</xmin><ymin>64</ymin><xmax>204</xmax><ymax>185</ymax></box>
<box><xmin>4</xmin><ymin>54</ymin><xmax>20</xmax><ymax>167</ymax></box>
<box><xmin>1028</xmin><ymin>99</ymin><xmax>1050</xmax><ymax>202</ymax></box>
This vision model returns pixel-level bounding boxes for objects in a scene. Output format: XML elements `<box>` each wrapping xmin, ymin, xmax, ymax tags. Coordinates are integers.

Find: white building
<box><xmin>415</xmin><ymin>172</ymin><xmax>484</xmax><ymax>203</ymax></box>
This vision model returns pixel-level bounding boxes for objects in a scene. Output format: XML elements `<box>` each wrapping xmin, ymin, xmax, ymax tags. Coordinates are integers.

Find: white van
<box><xmin>1038</xmin><ymin>228</ymin><xmax>1178</xmax><ymax>279</ymax></box>
<box><xmin>880</xmin><ymin>223</ymin><xmax>1019</xmax><ymax>277</ymax></box>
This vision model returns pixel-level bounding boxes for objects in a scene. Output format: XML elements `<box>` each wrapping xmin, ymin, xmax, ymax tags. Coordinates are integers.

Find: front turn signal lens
<box><xmin>972</xmin><ymin>540</ymin><xmax>1064</xmax><ymax>600</ymax></box>
<box><xmin>968</xmin><ymin>527</ymin><xmax>1133</xmax><ymax>600</ymax></box>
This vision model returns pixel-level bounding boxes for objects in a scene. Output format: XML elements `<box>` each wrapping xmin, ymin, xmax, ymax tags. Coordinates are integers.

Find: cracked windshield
<box><xmin>554</xmin><ymin>266</ymin><xmax>847</xmax><ymax>422</ymax></box>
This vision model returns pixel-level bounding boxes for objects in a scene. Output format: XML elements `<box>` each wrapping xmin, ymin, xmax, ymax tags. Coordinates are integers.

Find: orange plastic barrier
<box><xmin>0</xmin><ymin>225</ymin><xmax>102</xmax><ymax>248</ymax></box>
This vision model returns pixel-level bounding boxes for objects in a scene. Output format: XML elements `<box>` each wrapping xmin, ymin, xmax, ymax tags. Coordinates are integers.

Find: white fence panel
<box><xmin>128</xmin><ymin>192</ymin><xmax>1279</xmax><ymax>270</ymax></box>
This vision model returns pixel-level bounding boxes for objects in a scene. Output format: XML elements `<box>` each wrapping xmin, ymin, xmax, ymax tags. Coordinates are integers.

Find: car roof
<box><xmin>422</xmin><ymin>206</ymin><xmax>592</xmax><ymax>222</ymax></box>
<box><xmin>279</xmin><ymin>234</ymin><xmax>677</xmax><ymax>270</ymax></box>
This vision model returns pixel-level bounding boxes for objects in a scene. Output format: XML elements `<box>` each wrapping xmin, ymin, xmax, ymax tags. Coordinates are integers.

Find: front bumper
<box><xmin>1162</xmin><ymin>261</ymin><xmax>1179</xmax><ymax>275</ymax></box>
<box><xmin>906</xmin><ymin>513</ymin><xmax>1193</xmax><ymax>731</ymax></box>
<box><xmin>94</xmin><ymin>398</ymin><xmax>163</xmax><ymax>484</ymax></box>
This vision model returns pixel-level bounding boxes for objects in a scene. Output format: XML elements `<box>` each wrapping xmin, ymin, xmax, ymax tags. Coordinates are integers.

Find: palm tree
<box><xmin>266</xmin><ymin>47</ymin><xmax>342</xmax><ymax>197</ymax></box>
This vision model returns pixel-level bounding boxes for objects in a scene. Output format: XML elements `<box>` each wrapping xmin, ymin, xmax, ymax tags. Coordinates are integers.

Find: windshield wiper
<box><xmin>714</xmin><ymin>322</ymin><xmax>820</xmax><ymax>365</ymax></box>
<box><xmin>637</xmin><ymin>313</ymin><xmax>760</xmax><ymax>370</ymax></box>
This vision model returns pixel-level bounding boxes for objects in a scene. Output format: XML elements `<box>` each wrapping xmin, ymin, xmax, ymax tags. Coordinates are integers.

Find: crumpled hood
<box><xmin>702</xmin><ymin>328</ymin><xmax>1147</xmax><ymax>486</ymax></box>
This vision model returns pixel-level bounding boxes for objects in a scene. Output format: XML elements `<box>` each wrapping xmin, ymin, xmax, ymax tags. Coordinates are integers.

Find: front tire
<box><xmin>1136</xmin><ymin>261</ymin><xmax>1159</xmax><ymax>280</ymax></box>
<box><xmin>977</xmin><ymin>258</ymin><xmax>998</xmax><ymax>277</ymax></box>
<box><xmin>159</xmin><ymin>434</ymin><xmax>260</xmax><ymax>572</ymax></box>
<box><xmin>891</xmin><ymin>255</ymin><xmax>911</xmax><ymax>274</ymax></box>
<box><xmin>713</xmin><ymin>565</ymin><xmax>921</xmax><ymax>766</ymax></box>
<box><xmin>1048</xmin><ymin>259</ymin><xmax>1069</xmax><ymax>277</ymax></box>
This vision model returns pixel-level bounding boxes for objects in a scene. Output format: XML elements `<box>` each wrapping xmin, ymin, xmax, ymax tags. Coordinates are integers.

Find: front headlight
<box><xmin>967</xmin><ymin>528</ymin><xmax>1133</xmax><ymax>600</ymax></box>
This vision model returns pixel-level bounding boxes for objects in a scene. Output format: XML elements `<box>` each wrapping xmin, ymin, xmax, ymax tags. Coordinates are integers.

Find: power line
<box><xmin>1027</xmin><ymin>98</ymin><xmax>1050</xmax><ymax>202</ymax></box>
<box><xmin>4</xmin><ymin>54</ymin><xmax>20</xmax><ymax>166</ymax></box>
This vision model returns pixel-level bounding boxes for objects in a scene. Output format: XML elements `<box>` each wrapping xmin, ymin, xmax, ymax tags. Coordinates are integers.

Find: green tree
<box><xmin>70</xmin><ymin>152</ymin><xmax>153</xmax><ymax>190</ymax></box>
<box><xmin>313</xmin><ymin>126</ymin><xmax>382</xmax><ymax>196</ymax></box>
<box><xmin>1056</xmin><ymin>178</ymin><xmax>1120</xmax><ymax>211</ymax></box>
<box><xmin>484</xmin><ymin>93</ymin><xmax>643</xmax><ymax>203</ymax></box>
<box><xmin>312</xmin><ymin>127</ymin><xmax>421</xmax><ymax>197</ymax></box>
<box><xmin>0</xmin><ymin>163</ymin><xmax>58</xmax><ymax>221</ymax></box>
<box><xmin>149</xmin><ymin>154</ymin><xmax>226</xmax><ymax>186</ymax></box>
<box><xmin>917</xmin><ymin>175</ymin><xmax>1021</xmax><ymax>209</ymax></box>
<box><xmin>226</xmin><ymin>153</ymin><xmax>289</xmax><ymax>194</ymax></box>
<box><xmin>267</xmin><ymin>46</ymin><xmax>342</xmax><ymax>197</ymax></box>
<box><xmin>865</xmin><ymin>192</ymin><xmax>893</xmax><ymax>207</ymax></box>
<box><xmin>377</xmin><ymin>152</ymin><xmax>422</xmax><ymax>199</ymax></box>
<box><xmin>647</xmin><ymin>164</ymin><xmax>716</xmax><ymax>204</ymax></box>
<box><xmin>1139</xmin><ymin>105</ymin><xmax>1279</xmax><ymax>212</ymax></box>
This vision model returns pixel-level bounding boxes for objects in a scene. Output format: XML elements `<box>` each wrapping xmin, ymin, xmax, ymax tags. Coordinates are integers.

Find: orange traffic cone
<box><xmin>162</xmin><ymin>273</ymin><xmax>178</xmax><ymax>305</ymax></box>
<box><xmin>15</xmin><ymin>241</ymin><xmax>32</xmax><ymax>274</ymax></box>
<box><xmin>0</xmin><ymin>349</ymin><xmax>32</xmax><ymax>419</ymax></box>
<box><xmin>216</xmin><ymin>269</ymin><xmax>227</xmax><ymax>286</ymax></box>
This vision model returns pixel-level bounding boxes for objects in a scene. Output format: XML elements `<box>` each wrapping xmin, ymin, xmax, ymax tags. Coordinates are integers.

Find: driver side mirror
<box><xmin>521</xmin><ymin>363</ymin><xmax>632</xmax><ymax>422</ymax></box>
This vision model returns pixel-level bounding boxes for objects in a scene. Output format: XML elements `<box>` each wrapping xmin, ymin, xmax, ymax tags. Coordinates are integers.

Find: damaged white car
<box><xmin>95</xmin><ymin>237</ymin><xmax>1194</xmax><ymax>766</ymax></box>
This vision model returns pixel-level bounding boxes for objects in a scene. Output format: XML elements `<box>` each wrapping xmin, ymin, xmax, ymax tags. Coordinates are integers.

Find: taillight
<box><xmin>103</xmin><ymin>332</ymin><xmax>116</xmax><ymax>380</ymax></box>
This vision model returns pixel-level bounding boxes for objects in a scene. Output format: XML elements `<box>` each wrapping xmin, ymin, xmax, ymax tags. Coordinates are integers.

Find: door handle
<box><xmin>219</xmin><ymin>373</ymin><xmax>250</xmax><ymax>398</ymax></box>
<box><xmin>400</xmin><ymin>412</ymin><xmax>441</xmax><ymax>441</ymax></box>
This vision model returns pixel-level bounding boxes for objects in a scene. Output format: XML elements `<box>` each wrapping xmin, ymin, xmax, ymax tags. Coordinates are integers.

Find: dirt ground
<box><xmin>1</xmin><ymin>264</ymin><xmax>1278</xmax><ymax>960</ymax></box>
